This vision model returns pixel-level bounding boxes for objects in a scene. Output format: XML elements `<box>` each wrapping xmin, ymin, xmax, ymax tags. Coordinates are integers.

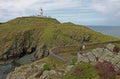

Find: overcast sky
<box><xmin>0</xmin><ymin>0</ymin><xmax>120</xmax><ymax>26</ymax></box>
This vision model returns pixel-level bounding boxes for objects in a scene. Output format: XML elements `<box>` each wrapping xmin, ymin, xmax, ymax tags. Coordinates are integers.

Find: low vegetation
<box><xmin>64</xmin><ymin>62</ymin><xmax>98</xmax><ymax>79</ymax></box>
<box><xmin>71</xmin><ymin>57</ymin><xmax>77</xmax><ymax>65</ymax></box>
<box><xmin>95</xmin><ymin>61</ymin><xmax>116</xmax><ymax>79</ymax></box>
<box><xmin>0</xmin><ymin>16</ymin><xmax>120</xmax><ymax>79</ymax></box>
<box><xmin>0</xmin><ymin>16</ymin><xmax>119</xmax><ymax>56</ymax></box>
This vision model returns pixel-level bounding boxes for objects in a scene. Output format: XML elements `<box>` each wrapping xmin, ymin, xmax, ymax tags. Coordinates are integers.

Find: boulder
<box><xmin>7</xmin><ymin>72</ymin><xmax>26</xmax><ymax>79</ymax></box>
<box><xmin>40</xmin><ymin>70</ymin><xmax>50</xmax><ymax>79</ymax></box>
<box><xmin>77</xmin><ymin>53</ymin><xmax>89</xmax><ymax>63</ymax></box>
<box><xmin>91</xmin><ymin>48</ymin><xmax>104</xmax><ymax>61</ymax></box>
<box><xmin>40</xmin><ymin>70</ymin><xmax>57</xmax><ymax>79</ymax></box>
<box><xmin>114</xmin><ymin>62</ymin><xmax>120</xmax><ymax>71</ymax></box>
<box><xmin>65</xmin><ymin>65</ymin><xmax>74</xmax><ymax>74</ymax></box>
<box><xmin>7</xmin><ymin>63</ymin><xmax>46</xmax><ymax>79</ymax></box>
<box><xmin>86</xmin><ymin>52</ymin><xmax>97</xmax><ymax>63</ymax></box>
<box><xmin>35</xmin><ymin>63</ymin><xmax>46</xmax><ymax>70</ymax></box>
<box><xmin>49</xmin><ymin>70</ymin><xmax>57</xmax><ymax>76</ymax></box>
<box><xmin>104</xmin><ymin>48</ymin><xmax>114</xmax><ymax>56</ymax></box>
<box><xmin>101</xmin><ymin>49</ymin><xmax>114</xmax><ymax>60</ymax></box>
<box><xmin>28</xmin><ymin>72</ymin><xmax>40</xmax><ymax>78</ymax></box>
<box><xmin>106</xmin><ymin>43</ymin><xmax>115</xmax><ymax>52</ymax></box>
<box><xmin>76</xmin><ymin>47</ymin><xmax>120</xmax><ymax>71</ymax></box>
<box><xmin>34</xmin><ymin>44</ymin><xmax>49</xmax><ymax>59</ymax></box>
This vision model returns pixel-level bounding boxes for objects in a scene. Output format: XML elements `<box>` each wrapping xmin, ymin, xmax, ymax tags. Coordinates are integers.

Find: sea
<box><xmin>88</xmin><ymin>26</ymin><xmax>120</xmax><ymax>38</ymax></box>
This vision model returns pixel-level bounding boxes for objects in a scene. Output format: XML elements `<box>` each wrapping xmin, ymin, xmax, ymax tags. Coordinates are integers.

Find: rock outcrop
<box><xmin>0</xmin><ymin>16</ymin><xmax>119</xmax><ymax>65</ymax></box>
<box><xmin>6</xmin><ymin>62</ymin><xmax>60</xmax><ymax>79</ymax></box>
<box><xmin>34</xmin><ymin>44</ymin><xmax>49</xmax><ymax>59</ymax></box>
<box><xmin>106</xmin><ymin>43</ymin><xmax>116</xmax><ymax>51</ymax></box>
<box><xmin>6</xmin><ymin>63</ymin><xmax>46</xmax><ymax>79</ymax></box>
<box><xmin>0</xmin><ymin>29</ymin><xmax>50</xmax><ymax>64</ymax></box>
<box><xmin>0</xmin><ymin>30</ymin><xmax>38</xmax><ymax>64</ymax></box>
<box><xmin>40</xmin><ymin>70</ymin><xmax>57</xmax><ymax>79</ymax></box>
<box><xmin>77</xmin><ymin>44</ymin><xmax>120</xmax><ymax>71</ymax></box>
<box><xmin>1</xmin><ymin>16</ymin><xmax>120</xmax><ymax>79</ymax></box>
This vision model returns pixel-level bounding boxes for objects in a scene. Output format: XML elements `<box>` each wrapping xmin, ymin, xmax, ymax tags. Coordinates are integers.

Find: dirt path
<box><xmin>49</xmin><ymin>40</ymin><xmax>120</xmax><ymax>63</ymax></box>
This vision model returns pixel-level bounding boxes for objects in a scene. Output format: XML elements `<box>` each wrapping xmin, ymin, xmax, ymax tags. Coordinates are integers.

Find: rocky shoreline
<box><xmin>5</xmin><ymin>43</ymin><xmax>120</xmax><ymax>79</ymax></box>
<box><xmin>0</xmin><ymin>52</ymin><xmax>36</xmax><ymax>79</ymax></box>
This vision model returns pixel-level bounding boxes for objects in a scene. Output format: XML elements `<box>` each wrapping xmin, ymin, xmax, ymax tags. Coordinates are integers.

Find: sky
<box><xmin>0</xmin><ymin>0</ymin><xmax>120</xmax><ymax>26</ymax></box>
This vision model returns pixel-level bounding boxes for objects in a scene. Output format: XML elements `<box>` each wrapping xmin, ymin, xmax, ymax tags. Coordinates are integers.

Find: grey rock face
<box><xmin>106</xmin><ymin>43</ymin><xmax>115</xmax><ymax>51</ymax></box>
<box><xmin>34</xmin><ymin>44</ymin><xmax>49</xmax><ymax>59</ymax></box>
<box><xmin>40</xmin><ymin>70</ymin><xmax>50</xmax><ymax>79</ymax></box>
<box><xmin>116</xmin><ymin>62</ymin><xmax>120</xmax><ymax>71</ymax></box>
<box><xmin>6</xmin><ymin>72</ymin><xmax>26</xmax><ymax>79</ymax></box>
<box><xmin>86</xmin><ymin>52</ymin><xmax>97</xmax><ymax>64</ymax></box>
<box><xmin>92</xmin><ymin>48</ymin><xmax>104</xmax><ymax>58</ymax></box>
<box><xmin>6</xmin><ymin>63</ymin><xmax>46</xmax><ymax>79</ymax></box>
<box><xmin>49</xmin><ymin>70</ymin><xmax>57</xmax><ymax>76</ymax></box>
<box><xmin>40</xmin><ymin>70</ymin><xmax>57</xmax><ymax>79</ymax></box>
<box><xmin>77</xmin><ymin>44</ymin><xmax>120</xmax><ymax>71</ymax></box>
<box><xmin>0</xmin><ymin>30</ymin><xmax>38</xmax><ymax>64</ymax></box>
<box><xmin>77</xmin><ymin>52</ymin><xmax>90</xmax><ymax>63</ymax></box>
<box><xmin>65</xmin><ymin>65</ymin><xmax>74</xmax><ymax>74</ymax></box>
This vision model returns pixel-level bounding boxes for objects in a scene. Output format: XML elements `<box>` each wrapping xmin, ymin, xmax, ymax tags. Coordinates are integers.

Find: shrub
<box><xmin>43</xmin><ymin>63</ymin><xmax>50</xmax><ymax>71</ymax></box>
<box><xmin>71</xmin><ymin>57</ymin><xmax>77</xmax><ymax>65</ymax></box>
<box><xmin>64</xmin><ymin>62</ymin><xmax>98</xmax><ymax>79</ymax></box>
<box><xmin>95</xmin><ymin>60</ymin><xmax>116</xmax><ymax>79</ymax></box>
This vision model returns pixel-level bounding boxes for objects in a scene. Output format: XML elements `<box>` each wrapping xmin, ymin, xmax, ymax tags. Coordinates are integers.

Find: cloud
<box><xmin>0</xmin><ymin>0</ymin><xmax>82</xmax><ymax>22</ymax></box>
<box><xmin>88</xmin><ymin>0</ymin><xmax>120</xmax><ymax>25</ymax></box>
<box><xmin>0</xmin><ymin>0</ymin><xmax>120</xmax><ymax>25</ymax></box>
<box><xmin>0</xmin><ymin>0</ymin><xmax>81</xmax><ymax>12</ymax></box>
<box><xmin>91</xmin><ymin>0</ymin><xmax>120</xmax><ymax>17</ymax></box>
<box><xmin>0</xmin><ymin>0</ymin><xmax>38</xmax><ymax>11</ymax></box>
<box><xmin>36</xmin><ymin>0</ymin><xmax>81</xmax><ymax>10</ymax></box>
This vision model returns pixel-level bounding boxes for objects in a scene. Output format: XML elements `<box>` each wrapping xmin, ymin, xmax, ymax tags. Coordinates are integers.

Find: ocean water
<box><xmin>0</xmin><ymin>53</ymin><xmax>35</xmax><ymax>79</ymax></box>
<box><xmin>89</xmin><ymin>26</ymin><xmax>120</xmax><ymax>38</ymax></box>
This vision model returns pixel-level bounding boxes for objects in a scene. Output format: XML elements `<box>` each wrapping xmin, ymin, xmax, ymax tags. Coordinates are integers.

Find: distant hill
<box><xmin>0</xmin><ymin>16</ymin><xmax>119</xmax><ymax>61</ymax></box>
<box><xmin>0</xmin><ymin>23</ymin><xmax>3</xmax><ymax>24</ymax></box>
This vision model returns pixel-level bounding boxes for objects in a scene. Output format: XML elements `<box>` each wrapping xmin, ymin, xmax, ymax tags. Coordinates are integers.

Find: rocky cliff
<box><xmin>0</xmin><ymin>16</ymin><xmax>119</xmax><ymax>79</ymax></box>
<box><xmin>6</xmin><ymin>44</ymin><xmax>120</xmax><ymax>79</ymax></box>
<box><xmin>0</xmin><ymin>30</ymin><xmax>37</xmax><ymax>63</ymax></box>
<box><xmin>77</xmin><ymin>44</ymin><xmax>120</xmax><ymax>71</ymax></box>
<box><xmin>0</xmin><ymin>16</ymin><xmax>119</xmax><ymax>64</ymax></box>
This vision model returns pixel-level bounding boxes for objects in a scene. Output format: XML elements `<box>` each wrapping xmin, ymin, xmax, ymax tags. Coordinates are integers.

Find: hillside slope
<box><xmin>0</xmin><ymin>16</ymin><xmax>119</xmax><ymax>63</ymax></box>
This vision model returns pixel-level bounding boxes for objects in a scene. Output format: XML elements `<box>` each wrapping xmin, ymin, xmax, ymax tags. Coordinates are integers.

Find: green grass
<box><xmin>71</xmin><ymin>57</ymin><xmax>77</xmax><ymax>65</ymax></box>
<box><xmin>43</xmin><ymin>63</ymin><xmax>50</xmax><ymax>71</ymax></box>
<box><xmin>0</xmin><ymin>16</ymin><xmax>119</xmax><ymax>55</ymax></box>
<box><xmin>3</xmin><ymin>16</ymin><xmax>120</xmax><ymax>79</ymax></box>
<box><xmin>64</xmin><ymin>62</ymin><xmax>99</xmax><ymax>79</ymax></box>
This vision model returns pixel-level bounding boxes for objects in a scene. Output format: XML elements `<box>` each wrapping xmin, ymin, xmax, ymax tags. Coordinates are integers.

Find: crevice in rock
<box><xmin>0</xmin><ymin>30</ymin><xmax>39</xmax><ymax>64</ymax></box>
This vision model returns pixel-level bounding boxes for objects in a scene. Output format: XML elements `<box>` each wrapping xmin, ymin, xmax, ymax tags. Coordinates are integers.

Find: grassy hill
<box><xmin>1</xmin><ymin>16</ymin><xmax>120</xmax><ymax>79</ymax></box>
<box><xmin>0</xmin><ymin>16</ymin><xmax>60</xmax><ymax>55</ymax></box>
<box><xmin>0</xmin><ymin>16</ymin><xmax>119</xmax><ymax>57</ymax></box>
